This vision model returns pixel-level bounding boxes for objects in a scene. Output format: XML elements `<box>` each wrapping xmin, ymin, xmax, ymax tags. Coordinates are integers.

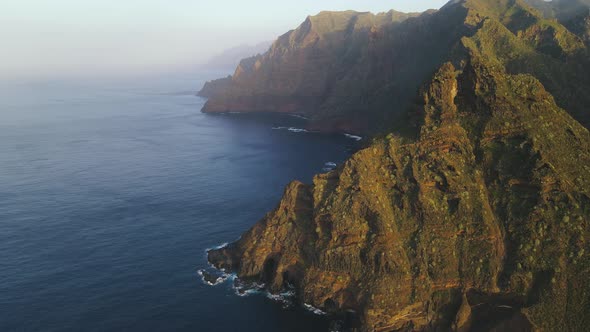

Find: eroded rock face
<box><xmin>199</xmin><ymin>0</ymin><xmax>590</xmax><ymax>134</ymax></box>
<box><xmin>209</xmin><ymin>53</ymin><xmax>590</xmax><ymax>331</ymax></box>
<box><xmin>206</xmin><ymin>1</ymin><xmax>590</xmax><ymax>330</ymax></box>
<box><xmin>199</xmin><ymin>8</ymin><xmax>469</xmax><ymax>134</ymax></box>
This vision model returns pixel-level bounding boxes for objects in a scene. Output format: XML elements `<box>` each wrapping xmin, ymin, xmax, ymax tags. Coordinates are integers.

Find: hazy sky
<box><xmin>1</xmin><ymin>0</ymin><xmax>448</xmax><ymax>79</ymax></box>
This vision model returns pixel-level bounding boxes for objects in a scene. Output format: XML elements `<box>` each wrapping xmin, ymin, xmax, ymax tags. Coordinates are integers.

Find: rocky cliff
<box><xmin>207</xmin><ymin>0</ymin><xmax>590</xmax><ymax>331</ymax></box>
<box><xmin>199</xmin><ymin>0</ymin><xmax>590</xmax><ymax>135</ymax></box>
<box><xmin>198</xmin><ymin>9</ymin><xmax>456</xmax><ymax>133</ymax></box>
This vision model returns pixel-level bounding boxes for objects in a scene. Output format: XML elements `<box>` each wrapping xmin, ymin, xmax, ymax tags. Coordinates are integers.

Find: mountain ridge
<box><xmin>199</xmin><ymin>0</ymin><xmax>590</xmax><ymax>134</ymax></box>
<box><xmin>205</xmin><ymin>0</ymin><xmax>590</xmax><ymax>330</ymax></box>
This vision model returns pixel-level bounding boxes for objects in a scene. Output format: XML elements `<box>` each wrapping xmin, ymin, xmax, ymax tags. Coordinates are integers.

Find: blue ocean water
<box><xmin>0</xmin><ymin>73</ymin><xmax>354</xmax><ymax>331</ymax></box>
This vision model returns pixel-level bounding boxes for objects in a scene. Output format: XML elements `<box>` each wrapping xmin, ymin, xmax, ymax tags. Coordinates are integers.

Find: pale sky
<box><xmin>0</xmin><ymin>1</ymin><xmax>449</xmax><ymax>79</ymax></box>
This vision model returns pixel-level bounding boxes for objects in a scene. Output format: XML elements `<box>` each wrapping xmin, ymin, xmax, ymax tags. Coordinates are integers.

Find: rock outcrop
<box><xmin>207</xmin><ymin>0</ymin><xmax>590</xmax><ymax>330</ymax></box>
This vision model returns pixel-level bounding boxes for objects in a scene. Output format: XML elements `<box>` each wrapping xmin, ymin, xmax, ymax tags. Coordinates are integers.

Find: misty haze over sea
<box><xmin>6</xmin><ymin>0</ymin><xmax>588</xmax><ymax>330</ymax></box>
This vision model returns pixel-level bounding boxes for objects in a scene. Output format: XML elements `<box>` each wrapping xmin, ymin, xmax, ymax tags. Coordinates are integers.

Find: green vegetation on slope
<box><xmin>207</xmin><ymin>1</ymin><xmax>590</xmax><ymax>331</ymax></box>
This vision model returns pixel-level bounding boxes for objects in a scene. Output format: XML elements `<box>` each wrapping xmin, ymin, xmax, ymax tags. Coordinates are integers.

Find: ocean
<box><xmin>0</xmin><ymin>72</ymin><xmax>356</xmax><ymax>331</ymax></box>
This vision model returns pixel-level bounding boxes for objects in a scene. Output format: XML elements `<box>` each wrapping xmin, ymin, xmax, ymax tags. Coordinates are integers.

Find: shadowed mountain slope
<box><xmin>199</xmin><ymin>0</ymin><xmax>590</xmax><ymax>134</ymax></box>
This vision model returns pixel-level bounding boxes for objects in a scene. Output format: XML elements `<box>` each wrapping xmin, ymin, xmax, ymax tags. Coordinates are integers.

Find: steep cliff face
<box><xmin>207</xmin><ymin>1</ymin><xmax>590</xmax><ymax>329</ymax></box>
<box><xmin>200</xmin><ymin>0</ymin><xmax>590</xmax><ymax>134</ymax></box>
<box><xmin>199</xmin><ymin>8</ymin><xmax>466</xmax><ymax>133</ymax></box>
<box><xmin>209</xmin><ymin>55</ymin><xmax>590</xmax><ymax>331</ymax></box>
<box><xmin>198</xmin><ymin>76</ymin><xmax>231</xmax><ymax>98</ymax></box>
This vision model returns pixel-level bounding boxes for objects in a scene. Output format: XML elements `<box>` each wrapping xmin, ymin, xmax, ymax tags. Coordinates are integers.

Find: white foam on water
<box><xmin>265</xmin><ymin>289</ymin><xmax>296</xmax><ymax>308</ymax></box>
<box><xmin>230</xmin><ymin>278</ymin><xmax>298</xmax><ymax>309</ymax></box>
<box><xmin>288</xmin><ymin>114</ymin><xmax>309</xmax><ymax>120</ymax></box>
<box><xmin>199</xmin><ymin>265</ymin><xmax>332</xmax><ymax>317</ymax></box>
<box><xmin>322</xmin><ymin>161</ymin><xmax>338</xmax><ymax>172</ymax></box>
<box><xmin>233</xmin><ymin>280</ymin><xmax>266</xmax><ymax>297</ymax></box>
<box><xmin>271</xmin><ymin>126</ymin><xmax>308</xmax><ymax>133</ymax></box>
<box><xmin>304</xmin><ymin>303</ymin><xmax>327</xmax><ymax>315</ymax></box>
<box><xmin>202</xmin><ymin>247</ymin><xmax>317</xmax><ymax>312</ymax></box>
<box><xmin>288</xmin><ymin>127</ymin><xmax>308</xmax><ymax>133</ymax></box>
<box><xmin>343</xmin><ymin>133</ymin><xmax>362</xmax><ymax>141</ymax></box>
<box><xmin>235</xmin><ymin>288</ymin><xmax>264</xmax><ymax>297</ymax></box>
<box><xmin>207</xmin><ymin>242</ymin><xmax>228</xmax><ymax>251</ymax></box>
<box><xmin>197</xmin><ymin>269</ymin><xmax>228</xmax><ymax>286</ymax></box>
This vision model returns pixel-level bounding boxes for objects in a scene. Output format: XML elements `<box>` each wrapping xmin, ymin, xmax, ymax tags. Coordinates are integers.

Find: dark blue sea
<box><xmin>0</xmin><ymin>72</ymin><xmax>355</xmax><ymax>331</ymax></box>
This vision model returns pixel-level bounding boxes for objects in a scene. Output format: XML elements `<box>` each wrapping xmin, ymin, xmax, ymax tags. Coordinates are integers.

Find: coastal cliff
<box><xmin>198</xmin><ymin>9</ymin><xmax>455</xmax><ymax>133</ymax></box>
<box><xmin>206</xmin><ymin>0</ymin><xmax>590</xmax><ymax>330</ymax></box>
<box><xmin>199</xmin><ymin>0</ymin><xmax>590</xmax><ymax>134</ymax></box>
